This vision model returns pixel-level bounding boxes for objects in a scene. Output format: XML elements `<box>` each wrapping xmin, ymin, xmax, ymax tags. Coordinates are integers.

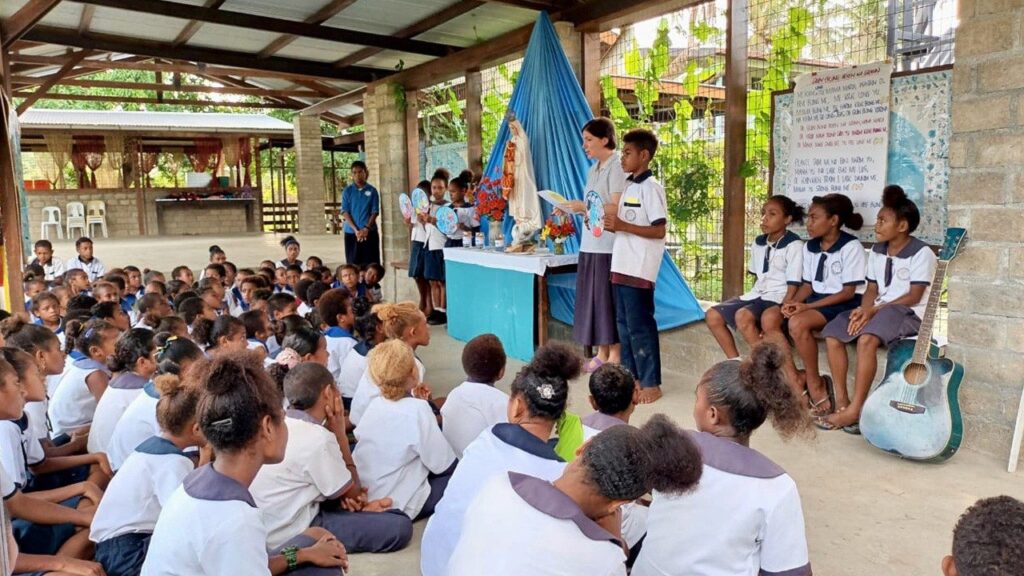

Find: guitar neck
<box><xmin>912</xmin><ymin>260</ymin><xmax>948</xmax><ymax>363</ymax></box>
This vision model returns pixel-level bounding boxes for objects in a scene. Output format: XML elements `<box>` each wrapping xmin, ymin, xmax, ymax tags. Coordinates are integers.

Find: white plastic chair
<box><xmin>66</xmin><ymin>202</ymin><xmax>86</xmax><ymax>238</ymax></box>
<box><xmin>40</xmin><ymin>206</ymin><xmax>62</xmax><ymax>240</ymax></box>
<box><xmin>85</xmin><ymin>200</ymin><xmax>108</xmax><ymax>238</ymax></box>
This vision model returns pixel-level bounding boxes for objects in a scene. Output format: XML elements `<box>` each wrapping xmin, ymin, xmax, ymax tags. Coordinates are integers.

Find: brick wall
<box><xmin>293</xmin><ymin>115</ymin><xmax>328</xmax><ymax>235</ymax></box>
<box><xmin>154</xmin><ymin>202</ymin><xmax>250</xmax><ymax>236</ymax></box>
<box><xmin>948</xmin><ymin>0</ymin><xmax>1024</xmax><ymax>460</ymax></box>
<box><xmin>28</xmin><ymin>190</ymin><xmax>143</xmax><ymax>241</ymax></box>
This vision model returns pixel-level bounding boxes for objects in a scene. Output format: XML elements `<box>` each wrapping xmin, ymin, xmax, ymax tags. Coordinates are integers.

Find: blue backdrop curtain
<box><xmin>479</xmin><ymin>13</ymin><xmax>704</xmax><ymax>330</ymax></box>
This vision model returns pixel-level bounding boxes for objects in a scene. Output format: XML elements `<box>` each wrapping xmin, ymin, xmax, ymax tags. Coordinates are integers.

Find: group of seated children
<box><xmin>707</xmin><ymin>185</ymin><xmax>937</xmax><ymax>433</ymax></box>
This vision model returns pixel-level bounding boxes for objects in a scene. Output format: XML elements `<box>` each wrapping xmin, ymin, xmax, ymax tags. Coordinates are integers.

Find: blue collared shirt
<box><xmin>340</xmin><ymin>182</ymin><xmax>380</xmax><ymax>234</ymax></box>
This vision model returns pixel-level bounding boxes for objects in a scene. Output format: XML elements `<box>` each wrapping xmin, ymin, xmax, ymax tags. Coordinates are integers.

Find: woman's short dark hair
<box><xmin>582</xmin><ymin>117</ymin><xmax>617</xmax><ymax>150</ymax></box>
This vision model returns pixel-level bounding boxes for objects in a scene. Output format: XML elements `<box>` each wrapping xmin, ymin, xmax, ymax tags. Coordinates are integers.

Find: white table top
<box><xmin>442</xmin><ymin>247</ymin><xmax>578</xmax><ymax>276</ymax></box>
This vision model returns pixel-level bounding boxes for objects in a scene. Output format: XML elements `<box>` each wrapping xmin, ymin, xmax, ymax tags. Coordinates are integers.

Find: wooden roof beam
<box><xmin>74</xmin><ymin>0</ymin><xmax>459</xmax><ymax>57</ymax></box>
<box><xmin>16</xmin><ymin>49</ymin><xmax>90</xmax><ymax>114</ymax></box>
<box><xmin>11</xmin><ymin>77</ymin><xmax>323</xmax><ymax>98</ymax></box>
<box><xmin>298</xmin><ymin>87</ymin><xmax>363</xmax><ymax>116</ymax></box>
<box><xmin>1</xmin><ymin>0</ymin><xmax>63</xmax><ymax>49</ymax></box>
<box><xmin>172</xmin><ymin>0</ymin><xmax>226</xmax><ymax>47</ymax></box>
<box><xmin>193</xmin><ymin>72</ymin><xmax>351</xmax><ymax>128</ymax></box>
<box><xmin>21</xmin><ymin>26</ymin><xmax>386</xmax><ymax>82</ymax></box>
<box><xmin>257</xmin><ymin>0</ymin><xmax>359</xmax><ymax>59</ymax></box>
<box><xmin>15</xmin><ymin>92</ymin><xmax>300</xmax><ymax>109</ymax></box>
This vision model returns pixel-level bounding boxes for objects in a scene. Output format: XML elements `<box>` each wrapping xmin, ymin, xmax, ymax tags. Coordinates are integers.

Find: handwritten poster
<box><xmin>787</xmin><ymin>62</ymin><xmax>892</xmax><ymax>225</ymax></box>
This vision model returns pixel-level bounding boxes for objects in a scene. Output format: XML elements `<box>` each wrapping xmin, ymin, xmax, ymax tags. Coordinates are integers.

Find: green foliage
<box><xmin>420</xmin><ymin>85</ymin><xmax>465</xmax><ymax>145</ymax></box>
<box><xmin>481</xmin><ymin>62</ymin><xmax>519</xmax><ymax>166</ymax></box>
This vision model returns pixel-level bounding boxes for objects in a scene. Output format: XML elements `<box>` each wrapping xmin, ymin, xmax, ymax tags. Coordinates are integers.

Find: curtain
<box><xmin>85</xmin><ymin>151</ymin><xmax>104</xmax><ymax>188</ymax></box>
<box><xmin>73</xmin><ymin>136</ymin><xmax>105</xmax><ymax>188</ymax></box>
<box><xmin>221</xmin><ymin>137</ymin><xmax>240</xmax><ymax>186</ymax></box>
<box><xmin>71</xmin><ymin>150</ymin><xmax>88</xmax><ymax>188</ymax></box>
<box><xmin>105</xmin><ymin>133</ymin><xmax>126</xmax><ymax>187</ymax></box>
<box><xmin>44</xmin><ymin>133</ymin><xmax>73</xmax><ymax>189</ymax></box>
<box><xmin>163</xmin><ymin>148</ymin><xmax>185</xmax><ymax>187</ymax></box>
<box><xmin>186</xmin><ymin>138</ymin><xmax>221</xmax><ymax>174</ymax></box>
<box><xmin>238</xmin><ymin>137</ymin><xmax>253</xmax><ymax>187</ymax></box>
<box><xmin>36</xmin><ymin>153</ymin><xmax>62</xmax><ymax>189</ymax></box>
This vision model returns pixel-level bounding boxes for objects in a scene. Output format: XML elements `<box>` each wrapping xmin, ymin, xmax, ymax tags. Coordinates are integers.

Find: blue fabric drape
<box><xmin>480</xmin><ymin>13</ymin><xmax>705</xmax><ymax>331</ymax></box>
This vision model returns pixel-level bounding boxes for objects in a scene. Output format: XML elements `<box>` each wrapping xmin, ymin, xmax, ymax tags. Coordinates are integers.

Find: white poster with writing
<box><xmin>787</xmin><ymin>62</ymin><xmax>892</xmax><ymax>225</ymax></box>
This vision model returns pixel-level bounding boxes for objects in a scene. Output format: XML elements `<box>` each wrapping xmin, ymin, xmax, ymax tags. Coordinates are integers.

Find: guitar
<box><xmin>859</xmin><ymin>228</ymin><xmax>967</xmax><ymax>462</ymax></box>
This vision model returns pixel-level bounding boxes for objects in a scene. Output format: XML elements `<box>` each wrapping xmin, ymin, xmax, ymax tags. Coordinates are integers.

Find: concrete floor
<box><xmin>44</xmin><ymin>234</ymin><xmax>1024</xmax><ymax>575</ymax></box>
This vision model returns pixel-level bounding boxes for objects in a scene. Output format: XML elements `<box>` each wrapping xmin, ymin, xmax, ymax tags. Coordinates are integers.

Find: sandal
<box><xmin>808</xmin><ymin>375</ymin><xmax>836</xmax><ymax>417</ymax></box>
<box><xmin>842</xmin><ymin>423</ymin><xmax>861</xmax><ymax>435</ymax></box>
<box><xmin>813</xmin><ymin>416</ymin><xmax>840</xmax><ymax>431</ymax></box>
<box><xmin>585</xmin><ymin>357</ymin><xmax>605</xmax><ymax>373</ymax></box>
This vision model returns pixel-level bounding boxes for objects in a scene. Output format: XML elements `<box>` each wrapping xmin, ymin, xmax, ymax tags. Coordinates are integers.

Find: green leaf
<box><xmin>683</xmin><ymin>61</ymin><xmax>700</xmax><ymax>97</ymax></box>
<box><xmin>624</xmin><ymin>39</ymin><xmax>643</xmax><ymax>78</ymax></box>
<box><xmin>739</xmin><ymin>161</ymin><xmax>758</xmax><ymax>178</ymax></box>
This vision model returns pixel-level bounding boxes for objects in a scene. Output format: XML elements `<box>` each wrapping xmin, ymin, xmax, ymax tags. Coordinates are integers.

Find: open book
<box><xmin>538</xmin><ymin>190</ymin><xmax>583</xmax><ymax>214</ymax></box>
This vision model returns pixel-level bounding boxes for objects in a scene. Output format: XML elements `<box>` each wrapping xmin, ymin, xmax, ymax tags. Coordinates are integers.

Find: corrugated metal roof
<box><xmin>18</xmin><ymin>110</ymin><xmax>295</xmax><ymax>135</ymax></box>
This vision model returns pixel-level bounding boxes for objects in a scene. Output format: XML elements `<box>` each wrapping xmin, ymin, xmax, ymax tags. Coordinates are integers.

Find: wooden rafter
<box><xmin>299</xmin><ymin>87</ymin><xmax>363</xmax><ymax>116</ymax></box>
<box><xmin>73</xmin><ymin>0</ymin><xmax>458</xmax><ymax>57</ymax></box>
<box><xmin>12</xmin><ymin>54</ymin><xmax>147</xmax><ymax>86</ymax></box>
<box><xmin>173</xmin><ymin>0</ymin><xmax>226</xmax><ymax>47</ymax></box>
<box><xmin>16</xmin><ymin>49</ymin><xmax>91</xmax><ymax>114</ymax></box>
<box><xmin>193</xmin><ymin>72</ymin><xmax>351</xmax><ymax>128</ymax></box>
<box><xmin>21</xmin><ymin>26</ymin><xmax>386</xmax><ymax>82</ymax></box>
<box><xmin>77</xmin><ymin>5</ymin><xmax>95</xmax><ymax>34</ymax></box>
<box><xmin>11</xmin><ymin>77</ymin><xmax>323</xmax><ymax>98</ymax></box>
<box><xmin>489</xmin><ymin>0</ymin><xmax>566</xmax><ymax>11</ymax></box>
<box><xmin>17</xmin><ymin>92</ymin><xmax>300</xmax><ymax>109</ymax></box>
<box><xmin>1</xmin><ymin>0</ymin><xmax>63</xmax><ymax>49</ymax></box>
<box><xmin>333</xmin><ymin>0</ymin><xmax>484</xmax><ymax>68</ymax></box>
<box><xmin>257</xmin><ymin>0</ymin><xmax>359</xmax><ymax>59</ymax></box>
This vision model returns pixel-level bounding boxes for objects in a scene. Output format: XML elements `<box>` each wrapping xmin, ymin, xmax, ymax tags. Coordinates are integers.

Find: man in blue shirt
<box><xmin>341</xmin><ymin>160</ymin><xmax>381</xmax><ymax>266</ymax></box>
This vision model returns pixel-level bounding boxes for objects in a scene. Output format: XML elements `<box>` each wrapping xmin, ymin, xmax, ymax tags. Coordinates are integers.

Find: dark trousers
<box><xmin>313</xmin><ymin>508</ymin><xmax>413</xmax><ymax>553</ymax></box>
<box><xmin>613</xmin><ymin>283</ymin><xmax>661</xmax><ymax>388</ymax></box>
<box><xmin>272</xmin><ymin>533</ymin><xmax>344</xmax><ymax>575</ymax></box>
<box><xmin>96</xmin><ymin>532</ymin><xmax>151</xmax><ymax>576</ymax></box>
<box><xmin>414</xmin><ymin>461</ymin><xmax>458</xmax><ymax>521</ymax></box>
<box><xmin>344</xmin><ymin>229</ymin><xmax>381</xmax><ymax>266</ymax></box>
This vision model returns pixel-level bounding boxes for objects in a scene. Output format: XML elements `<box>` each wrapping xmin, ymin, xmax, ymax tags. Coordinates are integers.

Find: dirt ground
<box><xmin>67</xmin><ymin>234</ymin><xmax>1024</xmax><ymax>576</ymax></box>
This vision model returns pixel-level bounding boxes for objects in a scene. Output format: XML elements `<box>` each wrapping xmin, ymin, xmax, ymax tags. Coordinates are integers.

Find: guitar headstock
<box><xmin>939</xmin><ymin>227</ymin><xmax>968</xmax><ymax>262</ymax></box>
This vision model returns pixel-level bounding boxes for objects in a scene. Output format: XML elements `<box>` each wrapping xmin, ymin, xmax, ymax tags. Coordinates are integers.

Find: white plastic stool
<box><xmin>85</xmin><ymin>200</ymin><xmax>108</xmax><ymax>238</ymax></box>
<box><xmin>40</xmin><ymin>206</ymin><xmax>62</xmax><ymax>240</ymax></box>
<box><xmin>1008</xmin><ymin>387</ymin><xmax>1024</xmax><ymax>472</ymax></box>
<box><xmin>66</xmin><ymin>202</ymin><xmax>86</xmax><ymax>238</ymax></box>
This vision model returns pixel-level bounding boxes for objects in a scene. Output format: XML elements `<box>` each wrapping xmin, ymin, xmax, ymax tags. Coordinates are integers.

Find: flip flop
<box><xmin>813</xmin><ymin>417</ymin><xmax>840</xmax><ymax>431</ymax></box>
<box><xmin>842</xmin><ymin>423</ymin><xmax>861</xmax><ymax>435</ymax></box>
<box><xmin>585</xmin><ymin>357</ymin><xmax>605</xmax><ymax>373</ymax></box>
<box><xmin>809</xmin><ymin>375</ymin><xmax>836</xmax><ymax>417</ymax></box>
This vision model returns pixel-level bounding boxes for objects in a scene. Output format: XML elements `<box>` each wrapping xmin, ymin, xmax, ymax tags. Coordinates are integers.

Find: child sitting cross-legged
<box><xmin>49</xmin><ymin>319</ymin><xmax>119</xmax><ymax>439</ymax></box>
<box><xmin>352</xmin><ymin>340</ymin><xmax>456</xmax><ymax>522</ymax></box>
<box><xmin>338</xmin><ymin>298</ymin><xmax>383</xmax><ymax>410</ymax></box>
<box><xmin>250</xmin><ymin>362</ymin><xmax>413</xmax><ymax>555</ymax></box>
<box><xmin>318</xmin><ymin>288</ymin><xmax>357</xmax><ymax>392</ymax></box>
<box><xmin>88</xmin><ymin>328</ymin><xmax>159</xmax><ymax>457</ymax></box>
<box><xmin>90</xmin><ymin>370</ymin><xmax>209</xmax><ymax>576</ymax></box>
<box><xmin>439</xmin><ymin>333</ymin><xmax>509</xmax><ymax>458</ymax></box>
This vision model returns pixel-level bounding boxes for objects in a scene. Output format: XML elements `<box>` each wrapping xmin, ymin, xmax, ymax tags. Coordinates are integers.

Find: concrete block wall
<box><xmin>27</xmin><ymin>190</ymin><xmax>143</xmax><ymax>241</ymax></box>
<box><xmin>293</xmin><ymin>115</ymin><xmax>328</xmax><ymax>235</ymax></box>
<box><xmin>155</xmin><ymin>202</ymin><xmax>249</xmax><ymax>236</ymax></box>
<box><xmin>947</xmin><ymin>0</ymin><xmax>1024</xmax><ymax>460</ymax></box>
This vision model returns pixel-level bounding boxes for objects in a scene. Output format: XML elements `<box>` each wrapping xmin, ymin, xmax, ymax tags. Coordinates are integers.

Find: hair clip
<box><xmin>155</xmin><ymin>335</ymin><xmax>178</xmax><ymax>358</ymax></box>
<box><xmin>210</xmin><ymin>417</ymin><xmax>233</xmax><ymax>429</ymax></box>
<box><xmin>537</xmin><ymin>383</ymin><xmax>555</xmax><ymax>400</ymax></box>
<box><xmin>83</xmin><ymin>326</ymin><xmax>96</xmax><ymax>339</ymax></box>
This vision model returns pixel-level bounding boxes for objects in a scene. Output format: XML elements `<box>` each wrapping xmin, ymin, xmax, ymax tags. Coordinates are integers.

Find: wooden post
<box><xmin>721</xmin><ymin>0</ymin><xmax>748</xmax><ymax>300</ymax></box>
<box><xmin>582</xmin><ymin>32</ymin><xmax>602</xmax><ymax>117</ymax></box>
<box><xmin>465</xmin><ymin>70</ymin><xmax>483</xmax><ymax>175</ymax></box>
<box><xmin>254</xmin><ymin>138</ymin><xmax>263</xmax><ymax>232</ymax></box>
<box><xmin>405</xmin><ymin>89</ymin><xmax>420</xmax><ymax>190</ymax></box>
<box><xmin>0</xmin><ymin>89</ymin><xmax>26</xmax><ymax>308</ymax></box>
<box><xmin>135</xmin><ymin>138</ymin><xmax>146</xmax><ymax>235</ymax></box>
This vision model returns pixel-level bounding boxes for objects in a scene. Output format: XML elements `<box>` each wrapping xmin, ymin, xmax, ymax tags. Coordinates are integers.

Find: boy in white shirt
<box><xmin>65</xmin><ymin>237</ymin><xmax>106</xmax><ymax>282</ymax></box>
<box><xmin>604</xmin><ymin>128</ymin><xmax>667</xmax><ymax>404</ymax></box>
<box><xmin>251</xmin><ymin>363</ymin><xmax>413</xmax><ymax>553</ymax></box>
<box><xmin>440</xmin><ymin>333</ymin><xmax>509</xmax><ymax>457</ymax></box>
<box><xmin>317</xmin><ymin>289</ymin><xmax>357</xmax><ymax>391</ymax></box>
<box><xmin>29</xmin><ymin>240</ymin><xmax>64</xmax><ymax>283</ymax></box>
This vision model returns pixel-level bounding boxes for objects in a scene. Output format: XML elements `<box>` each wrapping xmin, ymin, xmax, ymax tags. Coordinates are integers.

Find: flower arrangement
<box><xmin>540</xmin><ymin>213</ymin><xmax>576</xmax><ymax>244</ymax></box>
<box><xmin>475</xmin><ymin>176</ymin><xmax>508</xmax><ymax>221</ymax></box>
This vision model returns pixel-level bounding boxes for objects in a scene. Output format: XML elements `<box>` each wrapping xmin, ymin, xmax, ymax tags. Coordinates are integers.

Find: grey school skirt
<box><xmin>819</xmin><ymin>304</ymin><xmax>921</xmax><ymax>347</ymax></box>
<box><xmin>573</xmin><ymin>251</ymin><xmax>618</xmax><ymax>347</ymax></box>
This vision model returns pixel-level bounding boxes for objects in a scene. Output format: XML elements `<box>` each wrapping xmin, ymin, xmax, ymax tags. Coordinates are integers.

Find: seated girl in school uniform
<box><xmin>251</xmin><ymin>362</ymin><xmax>413</xmax><ymax>555</ymax></box>
<box><xmin>0</xmin><ymin>354</ymin><xmax>105</xmax><ymax>576</ymax></box>
<box><xmin>448</xmin><ymin>415</ymin><xmax>703</xmax><ymax>576</ymax></box>
<box><xmin>134</xmin><ymin>293</ymin><xmax>173</xmax><ymax>332</ymax></box>
<box><xmin>317</xmin><ymin>289</ymin><xmax>357</xmax><ymax>391</ymax></box>
<box><xmin>268</xmin><ymin>326</ymin><xmax>331</xmax><ymax>390</ymax></box>
<box><xmin>818</xmin><ymin>186</ymin><xmax>937</xmax><ymax>432</ymax></box>
<box><xmin>91</xmin><ymin>370</ymin><xmax>208</xmax><ymax>576</ymax></box>
<box><xmin>107</xmin><ymin>335</ymin><xmax>204</xmax><ymax>471</ymax></box>
<box><xmin>338</xmin><ymin>298</ymin><xmax>383</xmax><ymax>411</ymax></box>
<box><xmin>277</xmin><ymin>235</ymin><xmax>306</xmax><ymax>271</ymax></box>
<box><xmin>421</xmin><ymin>342</ymin><xmax>581</xmax><ymax>576</ymax></box>
<box><xmin>242</xmin><ymin>309</ymin><xmax>272</xmax><ymax>360</ymax></box>
<box><xmin>191</xmin><ymin>315</ymin><xmax>248</xmax><ymax>356</ymax></box>
<box><xmin>778</xmin><ymin>193</ymin><xmax>866</xmax><ymax>412</ymax></box>
<box><xmin>349</xmin><ymin>302</ymin><xmax>430</xmax><ymax>426</ymax></box>
<box><xmin>352</xmin><ymin>340</ymin><xmax>456</xmax><ymax>522</ymax></box>
<box><xmin>49</xmin><ymin>319</ymin><xmax>120</xmax><ymax>439</ymax></box>
<box><xmin>30</xmin><ymin>292</ymin><xmax>65</xmax><ymax>349</ymax></box>
<box><xmin>141</xmin><ymin>352</ymin><xmax>348</xmax><ymax>576</ymax></box>
<box><xmin>93</xmin><ymin>300</ymin><xmax>132</xmax><ymax>332</ymax></box>
<box><xmin>707</xmin><ymin>196</ymin><xmax>805</xmax><ymax>359</ymax></box>
<box><xmin>632</xmin><ymin>341</ymin><xmax>813</xmax><ymax>576</ymax></box>
<box><xmin>89</xmin><ymin>328</ymin><xmax>158</xmax><ymax>457</ymax></box>
<box><xmin>439</xmin><ymin>333</ymin><xmax>510</xmax><ymax>458</ymax></box>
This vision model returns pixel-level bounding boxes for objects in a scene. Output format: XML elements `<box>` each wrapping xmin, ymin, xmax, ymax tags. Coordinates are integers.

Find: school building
<box><xmin>0</xmin><ymin>0</ymin><xmax>1021</xmax><ymax>465</ymax></box>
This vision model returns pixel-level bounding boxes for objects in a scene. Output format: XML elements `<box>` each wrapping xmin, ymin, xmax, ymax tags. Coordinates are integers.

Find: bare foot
<box><xmin>637</xmin><ymin>386</ymin><xmax>663</xmax><ymax>404</ymax></box>
<box><xmin>824</xmin><ymin>405</ymin><xmax>859</xmax><ymax>429</ymax></box>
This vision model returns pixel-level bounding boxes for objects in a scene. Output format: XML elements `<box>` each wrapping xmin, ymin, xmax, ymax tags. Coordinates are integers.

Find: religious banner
<box><xmin>787</xmin><ymin>62</ymin><xmax>892</xmax><ymax>225</ymax></box>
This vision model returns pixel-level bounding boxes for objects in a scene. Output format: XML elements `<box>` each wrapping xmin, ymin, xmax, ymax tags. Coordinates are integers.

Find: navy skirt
<box><xmin>423</xmin><ymin>249</ymin><xmax>445</xmax><ymax>282</ymax></box>
<box><xmin>820</xmin><ymin>304</ymin><xmax>921</xmax><ymax>347</ymax></box>
<box><xmin>13</xmin><ymin>496</ymin><xmax>81</xmax><ymax>555</ymax></box>
<box><xmin>805</xmin><ymin>292</ymin><xmax>860</xmax><ymax>323</ymax></box>
<box><xmin>573</xmin><ymin>252</ymin><xmax>618</xmax><ymax>346</ymax></box>
<box><xmin>711</xmin><ymin>297</ymin><xmax>779</xmax><ymax>329</ymax></box>
<box><xmin>409</xmin><ymin>241</ymin><xmax>426</xmax><ymax>279</ymax></box>
<box><xmin>96</xmin><ymin>532</ymin><xmax>152</xmax><ymax>576</ymax></box>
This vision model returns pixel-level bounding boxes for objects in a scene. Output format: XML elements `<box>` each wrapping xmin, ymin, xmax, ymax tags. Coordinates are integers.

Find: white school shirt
<box><xmin>323</xmin><ymin>326</ymin><xmax>357</xmax><ymax>392</ymax></box>
<box><xmin>632</xmin><ymin>432</ymin><xmax>811</xmax><ymax>576</ymax></box>
<box><xmin>141</xmin><ymin>465</ymin><xmax>272</xmax><ymax>576</ymax></box>
<box><xmin>90</xmin><ymin>436</ymin><xmax>194</xmax><ymax>543</ymax></box>
<box><xmin>449</xmin><ymin>471</ymin><xmax>626</xmax><ymax>576</ymax></box>
<box><xmin>88</xmin><ymin>372</ymin><xmax>149</xmax><ymax>455</ymax></box>
<box><xmin>107</xmin><ymin>381</ymin><xmax>161</xmax><ymax>471</ymax></box>
<box><xmin>0</xmin><ymin>420</ymin><xmax>28</xmax><ymax>488</ymax></box>
<box><xmin>801</xmin><ymin>231</ymin><xmax>866</xmax><ymax>296</ymax></box>
<box><xmin>420</xmin><ymin>424</ymin><xmax>566</xmax><ymax>576</ymax></box>
<box><xmin>425</xmin><ymin>203</ymin><xmax>450</xmax><ymax>251</ymax></box>
<box><xmin>31</xmin><ymin>256</ymin><xmax>65</xmax><ymax>282</ymax></box>
<box><xmin>24</xmin><ymin>401</ymin><xmax>50</xmax><ymax>449</ymax></box>
<box><xmin>411</xmin><ymin>219</ymin><xmax>428</xmax><ymax>243</ymax></box>
<box><xmin>349</xmin><ymin>356</ymin><xmax>425</xmax><ymax>426</ymax></box>
<box><xmin>1</xmin><ymin>460</ymin><xmax>15</xmax><ymax>500</ymax></box>
<box><xmin>610</xmin><ymin>171</ymin><xmax>667</xmax><ymax>284</ymax></box>
<box><xmin>250</xmin><ymin>412</ymin><xmax>353</xmax><ymax>550</ymax></box>
<box><xmin>454</xmin><ymin>205</ymin><xmax>480</xmax><ymax>231</ymax></box>
<box><xmin>866</xmin><ymin>238</ymin><xmax>936</xmax><ymax>319</ymax></box>
<box><xmin>276</xmin><ymin>259</ymin><xmax>307</xmax><ymax>271</ymax></box>
<box><xmin>49</xmin><ymin>357</ymin><xmax>111</xmax><ymax>436</ymax></box>
<box><xmin>66</xmin><ymin>255</ymin><xmax>106</xmax><ymax>281</ymax></box>
<box><xmin>581</xmin><ymin>152</ymin><xmax>628</xmax><ymax>254</ymax></box>
<box><xmin>338</xmin><ymin>342</ymin><xmax>371</xmax><ymax>398</ymax></box>
<box><xmin>352</xmin><ymin>396</ymin><xmax>455</xmax><ymax>519</ymax></box>
<box><xmin>579</xmin><ymin>412</ymin><xmax>648</xmax><ymax>548</ymax></box>
<box><xmin>439</xmin><ymin>382</ymin><xmax>509</xmax><ymax>458</ymax></box>
<box><xmin>740</xmin><ymin>231</ymin><xmax>804</xmax><ymax>303</ymax></box>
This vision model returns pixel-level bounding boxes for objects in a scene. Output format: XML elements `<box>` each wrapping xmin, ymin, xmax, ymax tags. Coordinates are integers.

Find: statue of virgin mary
<box><xmin>503</xmin><ymin>117</ymin><xmax>542</xmax><ymax>245</ymax></box>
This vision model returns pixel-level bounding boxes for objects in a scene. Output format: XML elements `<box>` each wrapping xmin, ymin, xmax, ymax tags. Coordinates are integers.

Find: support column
<box><xmin>582</xmin><ymin>32</ymin><xmax>602</xmax><ymax>117</ymax></box>
<box><xmin>721</xmin><ymin>0</ymin><xmax>748</xmax><ymax>300</ymax></box>
<box><xmin>465</xmin><ymin>70</ymin><xmax>483</xmax><ymax>175</ymax></box>
<box><xmin>293</xmin><ymin>115</ymin><xmax>327</xmax><ymax>234</ymax></box>
<box><xmin>554</xmin><ymin>21</ymin><xmax>582</xmax><ymax>81</ymax></box>
<box><xmin>0</xmin><ymin>85</ymin><xmax>26</xmax><ymax>308</ymax></box>
<box><xmin>947</xmin><ymin>0</ymin><xmax>1024</xmax><ymax>460</ymax></box>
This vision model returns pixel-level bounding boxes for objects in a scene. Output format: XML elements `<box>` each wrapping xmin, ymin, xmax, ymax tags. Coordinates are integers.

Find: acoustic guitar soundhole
<box><xmin>903</xmin><ymin>362</ymin><xmax>928</xmax><ymax>385</ymax></box>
